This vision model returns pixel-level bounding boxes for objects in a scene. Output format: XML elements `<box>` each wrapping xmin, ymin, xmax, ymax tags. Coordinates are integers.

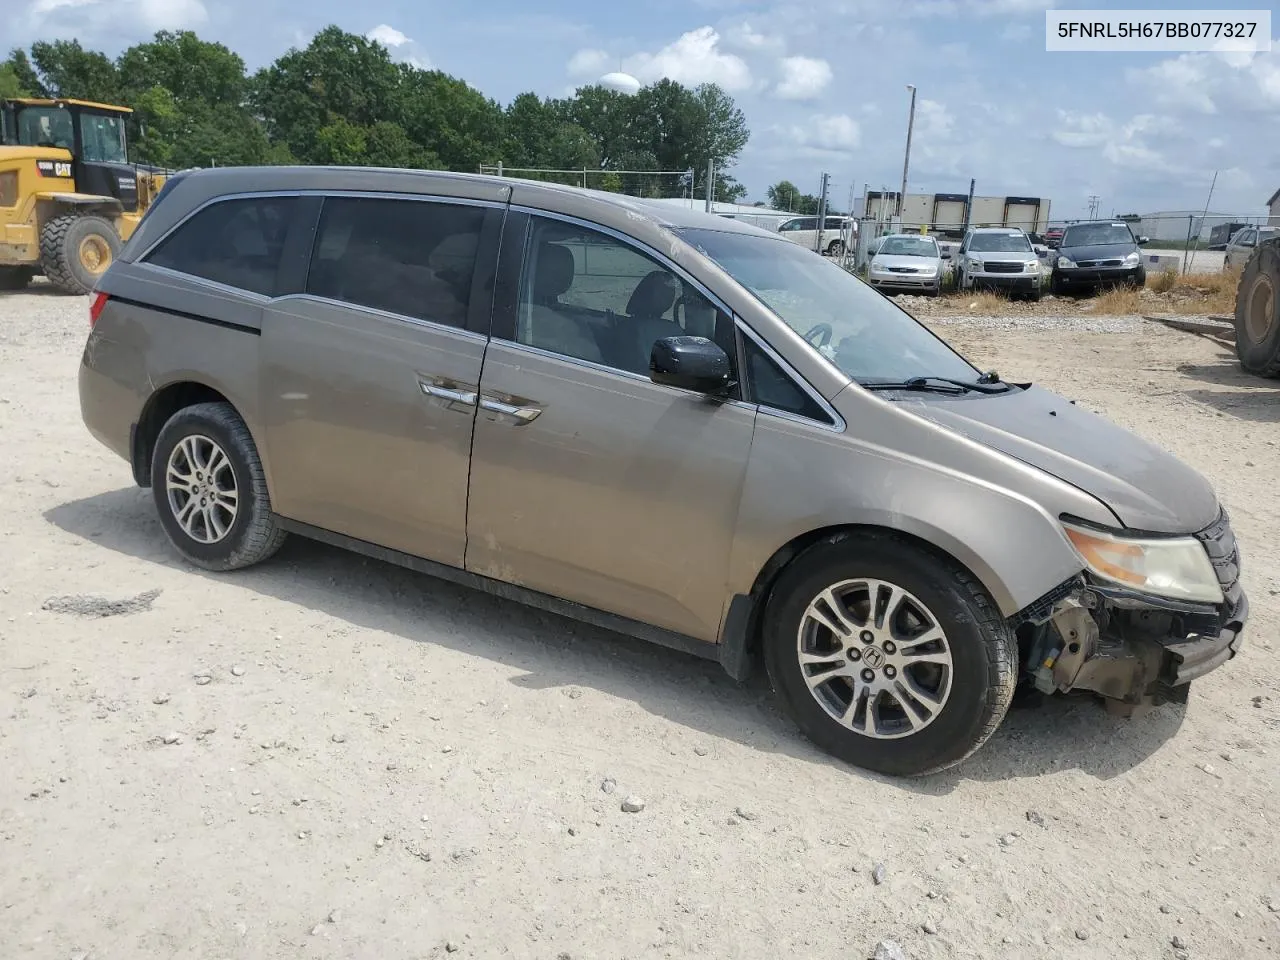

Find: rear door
<box><xmin>464</xmin><ymin>211</ymin><xmax>757</xmax><ymax>642</ymax></box>
<box><xmin>259</xmin><ymin>193</ymin><xmax>503</xmax><ymax>567</ymax></box>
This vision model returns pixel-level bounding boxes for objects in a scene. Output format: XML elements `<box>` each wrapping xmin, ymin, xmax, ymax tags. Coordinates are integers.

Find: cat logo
<box><xmin>35</xmin><ymin>160</ymin><xmax>74</xmax><ymax>179</ymax></box>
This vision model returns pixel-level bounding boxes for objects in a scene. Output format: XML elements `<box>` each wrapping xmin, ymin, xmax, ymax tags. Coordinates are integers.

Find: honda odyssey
<box><xmin>78</xmin><ymin>167</ymin><xmax>1248</xmax><ymax>776</ymax></box>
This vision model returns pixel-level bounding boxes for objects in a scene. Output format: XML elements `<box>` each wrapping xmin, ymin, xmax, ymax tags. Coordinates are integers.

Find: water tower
<box><xmin>597</xmin><ymin>72</ymin><xmax>641</xmax><ymax>95</ymax></box>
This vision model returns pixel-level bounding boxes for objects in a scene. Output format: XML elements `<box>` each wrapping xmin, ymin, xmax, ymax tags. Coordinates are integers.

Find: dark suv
<box><xmin>1051</xmin><ymin>220</ymin><xmax>1149</xmax><ymax>294</ymax></box>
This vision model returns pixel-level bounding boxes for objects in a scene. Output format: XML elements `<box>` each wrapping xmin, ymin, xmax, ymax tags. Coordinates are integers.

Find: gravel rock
<box><xmin>310</xmin><ymin>924</ymin><xmax>325</xmax><ymax>936</ymax></box>
<box><xmin>872</xmin><ymin>862</ymin><xmax>886</xmax><ymax>885</ymax></box>
<box><xmin>922</xmin><ymin>920</ymin><xmax>938</xmax><ymax>935</ymax></box>
<box><xmin>152</xmin><ymin>694</ymin><xmax>171</xmax><ymax>705</ymax></box>
<box><xmin>872</xmin><ymin>940</ymin><xmax>908</xmax><ymax>960</ymax></box>
<box><xmin>733</xmin><ymin>806</ymin><xmax>756</xmax><ymax>821</ymax></box>
<box><xmin>42</xmin><ymin>588</ymin><xmax>161</xmax><ymax>618</ymax></box>
<box><xmin>327</xmin><ymin>909</ymin><xmax>341</xmax><ymax>924</ymax></box>
<box><xmin>445</xmin><ymin>940</ymin><xmax>460</xmax><ymax>953</ymax></box>
<box><xmin>693</xmin><ymin>745</ymin><xmax>709</xmax><ymax>756</ymax></box>
<box><xmin>620</xmin><ymin>796</ymin><xmax>646</xmax><ymax>813</ymax></box>
<box><xmin>161</xmin><ymin>732</ymin><xmax>181</xmax><ymax>745</ymax></box>
<box><xmin>1172</xmin><ymin>935</ymin><xmax>1187</xmax><ymax>949</ymax></box>
<box><xmin>330</xmin><ymin>733</ymin><xmax>346</xmax><ymax>743</ymax></box>
<box><xmin>600</xmin><ymin>778</ymin><xmax>617</xmax><ymax>794</ymax></box>
<box><xmin>1075</xmin><ymin>929</ymin><xmax>1090</xmax><ymax>941</ymax></box>
<box><xmin>1025</xmin><ymin>810</ymin><xmax>1045</xmax><ymax>827</ymax></box>
<box><xmin>230</xmin><ymin>665</ymin><xmax>245</xmax><ymax>677</ymax></box>
<box><xmin>1160</xmin><ymin>904</ymin><xmax>1174</xmax><ymax>914</ymax></box>
<box><xmin>1175</xmin><ymin>951</ymin><xmax>1189</xmax><ymax>960</ymax></box>
<box><xmin>194</xmin><ymin>674</ymin><xmax>212</xmax><ymax>686</ymax></box>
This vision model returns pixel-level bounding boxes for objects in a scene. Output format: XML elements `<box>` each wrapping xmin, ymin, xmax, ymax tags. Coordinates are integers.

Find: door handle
<box><xmin>419</xmin><ymin>381</ymin><xmax>478</xmax><ymax>408</ymax></box>
<box><xmin>478</xmin><ymin>396</ymin><xmax>541</xmax><ymax>423</ymax></box>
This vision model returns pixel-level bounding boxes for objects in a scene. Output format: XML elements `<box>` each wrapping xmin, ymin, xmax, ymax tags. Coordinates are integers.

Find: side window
<box><xmin>306</xmin><ymin>196</ymin><xmax>484</xmax><ymax>327</ymax></box>
<box><xmin>742</xmin><ymin>336</ymin><xmax>829</xmax><ymax>422</ymax></box>
<box><xmin>515</xmin><ymin>218</ymin><xmax>735</xmax><ymax>377</ymax></box>
<box><xmin>825</xmin><ymin>218</ymin><xmax>843</xmax><ymax>230</ymax></box>
<box><xmin>146</xmin><ymin>196</ymin><xmax>297</xmax><ymax>296</ymax></box>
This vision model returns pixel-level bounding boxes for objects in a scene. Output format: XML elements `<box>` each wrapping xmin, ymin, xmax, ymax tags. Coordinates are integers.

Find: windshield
<box><xmin>1061</xmin><ymin>223</ymin><xmax>1134</xmax><ymax>247</ymax></box>
<box><xmin>79</xmin><ymin>112</ymin><xmax>127</xmax><ymax>163</ymax></box>
<box><xmin>877</xmin><ymin>236</ymin><xmax>938</xmax><ymax>258</ymax></box>
<box><xmin>677</xmin><ymin>227</ymin><xmax>979</xmax><ymax>384</ymax></box>
<box><xmin>16</xmin><ymin>106</ymin><xmax>75</xmax><ymax>151</ymax></box>
<box><xmin>967</xmin><ymin>232</ymin><xmax>1031</xmax><ymax>253</ymax></box>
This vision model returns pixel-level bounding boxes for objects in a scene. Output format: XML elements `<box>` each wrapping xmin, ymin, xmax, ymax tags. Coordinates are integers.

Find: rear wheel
<box><xmin>150</xmin><ymin>402</ymin><xmax>288</xmax><ymax>571</ymax></box>
<box><xmin>826</xmin><ymin>239</ymin><xmax>845</xmax><ymax>256</ymax></box>
<box><xmin>763</xmin><ymin>533</ymin><xmax>1017</xmax><ymax>777</ymax></box>
<box><xmin>1234</xmin><ymin>242</ymin><xmax>1280</xmax><ymax>378</ymax></box>
<box><xmin>40</xmin><ymin>214</ymin><xmax>121</xmax><ymax>295</ymax></box>
<box><xmin>0</xmin><ymin>266</ymin><xmax>33</xmax><ymax>291</ymax></box>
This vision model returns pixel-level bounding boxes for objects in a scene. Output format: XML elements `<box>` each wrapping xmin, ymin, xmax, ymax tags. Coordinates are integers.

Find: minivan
<box><xmin>79</xmin><ymin>167</ymin><xmax>1248</xmax><ymax>777</ymax></box>
<box><xmin>776</xmin><ymin>215</ymin><xmax>854</xmax><ymax>256</ymax></box>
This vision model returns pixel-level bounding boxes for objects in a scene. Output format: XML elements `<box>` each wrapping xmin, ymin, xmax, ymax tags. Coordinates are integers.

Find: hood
<box><xmin>904</xmin><ymin>384</ymin><xmax>1219</xmax><ymax>533</ymax></box>
<box><xmin>872</xmin><ymin>254</ymin><xmax>940</xmax><ymax>271</ymax></box>
<box><xmin>1057</xmin><ymin>241</ymin><xmax>1137</xmax><ymax>261</ymax></box>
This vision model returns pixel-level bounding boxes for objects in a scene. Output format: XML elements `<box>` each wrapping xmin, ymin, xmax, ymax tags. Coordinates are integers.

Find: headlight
<box><xmin>966</xmin><ymin>258</ymin><xmax>982</xmax><ymax>271</ymax></box>
<box><xmin>1025</xmin><ymin>260</ymin><xmax>1040</xmax><ymax>273</ymax></box>
<box><xmin>1061</xmin><ymin>521</ymin><xmax>1223</xmax><ymax>604</ymax></box>
<box><xmin>1057</xmin><ymin>255</ymin><xmax>1077</xmax><ymax>269</ymax></box>
<box><xmin>1123</xmin><ymin>251</ymin><xmax>1140</xmax><ymax>266</ymax></box>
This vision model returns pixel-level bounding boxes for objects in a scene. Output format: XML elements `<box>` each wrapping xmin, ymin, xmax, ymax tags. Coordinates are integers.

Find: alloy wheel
<box><xmin>165</xmin><ymin>434</ymin><xmax>239</xmax><ymax>544</ymax></box>
<box><xmin>796</xmin><ymin>578</ymin><xmax>953</xmax><ymax>738</ymax></box>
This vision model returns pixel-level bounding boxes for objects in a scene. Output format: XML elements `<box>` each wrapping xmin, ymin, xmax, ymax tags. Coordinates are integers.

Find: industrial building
<box><xmin>857</xmin><ymin>191</ymin><xmax>1051</xmax><ymax>236</ymax></box>
<box><xmin>1119</xmin><ymin>210</ymin><xmax>1241</xmax><ymax>244</ymax></box>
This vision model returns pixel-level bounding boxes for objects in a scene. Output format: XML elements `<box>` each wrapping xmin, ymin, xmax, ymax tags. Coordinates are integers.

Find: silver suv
<box><xmin>78</xmin><ymin>167</ymin><xmax>1248</xmax><ymax>776</ymax></box>
<box><xmin>958</xmin><ymin>226</ymin><xmax>1043</xmax><ymax>300</ymax></box>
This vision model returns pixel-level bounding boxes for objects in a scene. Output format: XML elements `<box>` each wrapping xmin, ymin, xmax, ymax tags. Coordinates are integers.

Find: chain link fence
<box><xmin>478</xmin><ymin>165</ymin><xmax>694</xmax><ymax>199</ymax></box>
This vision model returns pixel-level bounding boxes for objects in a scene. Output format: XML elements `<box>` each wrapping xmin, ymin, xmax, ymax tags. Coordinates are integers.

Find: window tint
<box><xmin>306</xmin><ymin>196</ymin><xmax>484</xmax><ymax>327</ymax></box>
<box><xmin>146</xmin><ymin>196</ymin><xmax>297</xmax><ymax>296</ymax></box>
<box><xmin>515</xmin><ymin>218</ymin><xmax>734</xmax><ymax>377</ymax></box>
<box><xmin>79</xmin><ymin>112</ymin><xmax>127</xmax><ymax>163</ymax></box>
<box><xmin>824</xmin><ymin>218</ymin><xmax>844</xmax><ymax>230</ymax></box>
<box><xmin>742</xmin><ymin>336</ymin><xmax>829</xmax><ymax>422</ymax></box>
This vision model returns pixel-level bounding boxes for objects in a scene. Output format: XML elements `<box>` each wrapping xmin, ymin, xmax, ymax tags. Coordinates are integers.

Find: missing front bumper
<box><xmin>1026</xmin><ymin>584</ymin><xmax>1248</xmax><ymax>706</ymax></box>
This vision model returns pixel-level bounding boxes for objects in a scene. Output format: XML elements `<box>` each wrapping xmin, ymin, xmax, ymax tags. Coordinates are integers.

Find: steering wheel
<box><xmin>803</xmin><ymin>322</ymin><xmax>833</xmax><ymax>348</ymax></box>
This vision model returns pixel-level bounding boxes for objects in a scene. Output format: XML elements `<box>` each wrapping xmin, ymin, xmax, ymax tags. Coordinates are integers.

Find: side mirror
<box><xmin>650</xmin><ymin>336</ymin><xmax>731</xmax><ymax>394</ymax></box>
<box><xmin>1137</xmin><ymin>236</ymin><xmax>1149</xmax><ymax>245</ymax></box>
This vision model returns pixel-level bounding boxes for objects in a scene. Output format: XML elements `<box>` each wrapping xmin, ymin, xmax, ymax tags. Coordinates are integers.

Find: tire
<box><xmin>1051</xmin><ymin>274</ymin><xmax>1065</xmax><ymax>296</ymax></box>
<box><xmin>40</xmin><ymin>214</ymin><xmax>121</xmax><ymax>295</ymax></box>
<box><xmin>1233</xmin><ymin>241</ymin><xmax>1280</xmax><ymax>378</ymax></box>
<box><xmin>150</xmin><ymin>402</ymin><xmax>288</xmax><ymax>571</ymax></box>
<box><xmin>0</xmin><ymin>266</ymin><xmax>33</xmax><ymax>290</ymax></box>
<box><xmin>1026</xmin><ymin>288</ymin><xmax>1042</xmax><ymax>302</ymax></box>
<box><xmin>762</xmin><ymin>532</ymin><xmax>1017</xmax><ymax>777</ymax></box>
<box><xmin>826</xmin><ymin>240</ymin><xmax>844</xmax><ymax>257</ymax></box>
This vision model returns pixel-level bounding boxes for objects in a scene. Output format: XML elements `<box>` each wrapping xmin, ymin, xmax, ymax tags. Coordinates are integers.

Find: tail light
<box><xmin>89</xmin><ymin>291</ymin><xmax>109</xmax><ymax>327</ymax></box>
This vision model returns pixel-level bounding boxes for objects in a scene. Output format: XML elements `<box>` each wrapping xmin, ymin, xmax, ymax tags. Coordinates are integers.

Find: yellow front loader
<box><xmin>0</xmin><ymin>97</ymin><xmax>167</xmax><ymax>294</ymax></box>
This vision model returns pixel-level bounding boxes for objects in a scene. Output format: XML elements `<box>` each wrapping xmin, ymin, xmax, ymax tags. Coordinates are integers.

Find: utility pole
<box><xmin>898</xmin><ymin>84</ymin><xmax>917</xmax><ymax>218</ymax></box>
<box><xmin>961</xmin><ymin>177</ymin><xmax>976</xmax><ymax>233</ymax></box>
<box><xmin>815</xmin><ymin>172</ymin><xmax>830</xmax><ymax>253</ymax></box>
<box><xmin>1185</xmin><ymin>170</ymin><xmax>1218</xmax><ymax>274</ymax></box>
<box><xmin>1087</xmin><ymin>195</ymin><xmax>1100</xmax><ymax>219</ymax></box>
<box><xmin>705</xmin><ymin>158</ymin><xmax>715</xmax><ymax>212</ymax></box>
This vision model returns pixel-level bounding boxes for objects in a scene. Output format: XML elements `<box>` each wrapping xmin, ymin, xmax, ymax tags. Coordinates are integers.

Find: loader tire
<box><xmin>40</xmin><ymin>214</ymin><xmax>120</xmax><ymax>295</ymax></box>
<box><xmin>1234</xmin><ymin>239</ymin><xmax>1280</xmax><ymax>378</ymax></box>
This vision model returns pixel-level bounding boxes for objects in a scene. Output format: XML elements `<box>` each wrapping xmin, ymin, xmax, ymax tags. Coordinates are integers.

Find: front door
<box><xmin>261</xmin><ymin>194</ymin><xmax>502</xmax><ymax>567</ymax></box>
<box><xmin>465</xmin><ymin>213</ymin><xmax>757</xmax><ymax>642</ymax></box>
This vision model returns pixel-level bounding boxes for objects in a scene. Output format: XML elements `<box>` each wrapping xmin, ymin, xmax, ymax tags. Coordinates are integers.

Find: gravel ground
<box><xmin>2</xmin><ymin>285</ymin><xmax>1279</xmax><ymax>960</ymax></box>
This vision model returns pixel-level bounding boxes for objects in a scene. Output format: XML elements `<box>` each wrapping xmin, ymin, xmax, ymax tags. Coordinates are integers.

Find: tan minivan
<box><xmin>78</xmin><ymin>167</ymin><xmax>1247</xmax><ymax>776</ymax></box>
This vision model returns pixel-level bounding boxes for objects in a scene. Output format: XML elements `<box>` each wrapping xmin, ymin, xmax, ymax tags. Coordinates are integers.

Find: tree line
<box><xmin>0</xmin><ymin>27</ymin><xmax>752</xmax><ymax>201</ymax></box>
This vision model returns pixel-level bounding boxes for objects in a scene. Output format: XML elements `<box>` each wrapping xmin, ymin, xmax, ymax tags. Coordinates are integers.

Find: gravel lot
<box><xmin>2</xmin><ymin>286</ymin><xmax>1278</xmax><ymax>960</ymax></box>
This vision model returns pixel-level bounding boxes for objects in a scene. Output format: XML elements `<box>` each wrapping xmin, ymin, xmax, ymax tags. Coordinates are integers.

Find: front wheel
<box><xmin>150</xmin><ymin>402</ymin><xmax>288</xmax><ymax>570</ymax></box>
<box><xmin>40</xmin><ymin>214</ymin><xmax>121</xmax><ymax>295</ymax></box>
<box><xmin>1235</xmin><ymin>242</ymin><xmax>1280</xmax><ymax>377</ymax></box>
<box><xmin>763</xmin><ymin>532</ymin><xmax>1017</xmax><ymax>776</ymax></box>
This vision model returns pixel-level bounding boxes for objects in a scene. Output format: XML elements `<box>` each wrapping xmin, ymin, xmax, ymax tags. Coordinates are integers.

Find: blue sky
<box><xmin>16</xmin><ymin>0</ymin><xmax>1280</xmax><ymax>218</ymax></box>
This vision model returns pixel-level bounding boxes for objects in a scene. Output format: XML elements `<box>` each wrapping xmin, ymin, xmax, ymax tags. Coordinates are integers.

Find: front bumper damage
<box><xmin>1016</xmin><ymin>510</ymin><xmax>1248</xmax><ymax>711</ymax></box>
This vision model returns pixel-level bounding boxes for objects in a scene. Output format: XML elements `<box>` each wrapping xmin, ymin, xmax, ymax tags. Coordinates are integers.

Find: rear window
<box><xmin>145</xmin><ymin>196</ymin><xmax>297</xmax><ymax>297</ymax></box>
<box><xmin>306</xmin><ymin>196</ymin><xmax>485</xmax><ymax>328</ymax></box>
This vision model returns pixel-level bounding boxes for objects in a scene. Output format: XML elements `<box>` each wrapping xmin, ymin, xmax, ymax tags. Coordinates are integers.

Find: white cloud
<box><xmin>24</xmin><ymin>0</ymin><xmax>206</xmax><ymax>36</ymax></box>
<box><xmin>1050</xmin><ymin>110</ymin><xmax>1179</xmax><ymax>171</ymax></box>
<box><xmin>625</xmin><ymin>27</ymin><xmax>752</xmax><ymax>91</ymax></box>
<box><xmin>367</xmin><ymin>24</ymin><xmax>410</xmax><ymax>48</ymax></box>
<box><xmin>726</xmin><ymin>22</ymin><xmax>785</xmax><ymax>53</ymax></box>
<box><xmin>567</xmin><ymin>48</ymin><xmax>611</xmax><ymax>78</ymax></box>
<box><xmin>786</xmin><ymin>114</ymin><xmax>861</xmax><ymax>154</ymax></box>
<box><xmin>914</xmin><ymin>98</ymin><xmax>954</xmax><ymax>140</ymax></box>
<box><xmin>775</xmin><ymin>56</ymin><xmax>833</xmax><ymax>100</ymax></box>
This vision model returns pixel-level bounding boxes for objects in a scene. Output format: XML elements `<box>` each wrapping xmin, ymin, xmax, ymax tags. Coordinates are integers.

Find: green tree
<box><xmin>117</xmin><ymin>32</ymin><xmax>248</xmax><ymax>107</ymax></box>
<box><xmin>3</xmin><ymin>50</ymin><xmax>43</xmax><ymax>96</ymax></box>
<box><xmin>252</xmin><ymin>26</ymin><xmax>402</xmax><ymax>162</ymax></box>
<box><xmin>397</xmin><ymin>67</ymin><xmax>504</xmax><ymax>171</ymax></box>
<box><xmin>767</xmin><ymin>180</ymin><xmax>818</xmax><ymax>214</ymax></box>
<box><xmin>29</xmin><ymin>40</ymin><xmax>120</xmax><ymax>101</ymax></box>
